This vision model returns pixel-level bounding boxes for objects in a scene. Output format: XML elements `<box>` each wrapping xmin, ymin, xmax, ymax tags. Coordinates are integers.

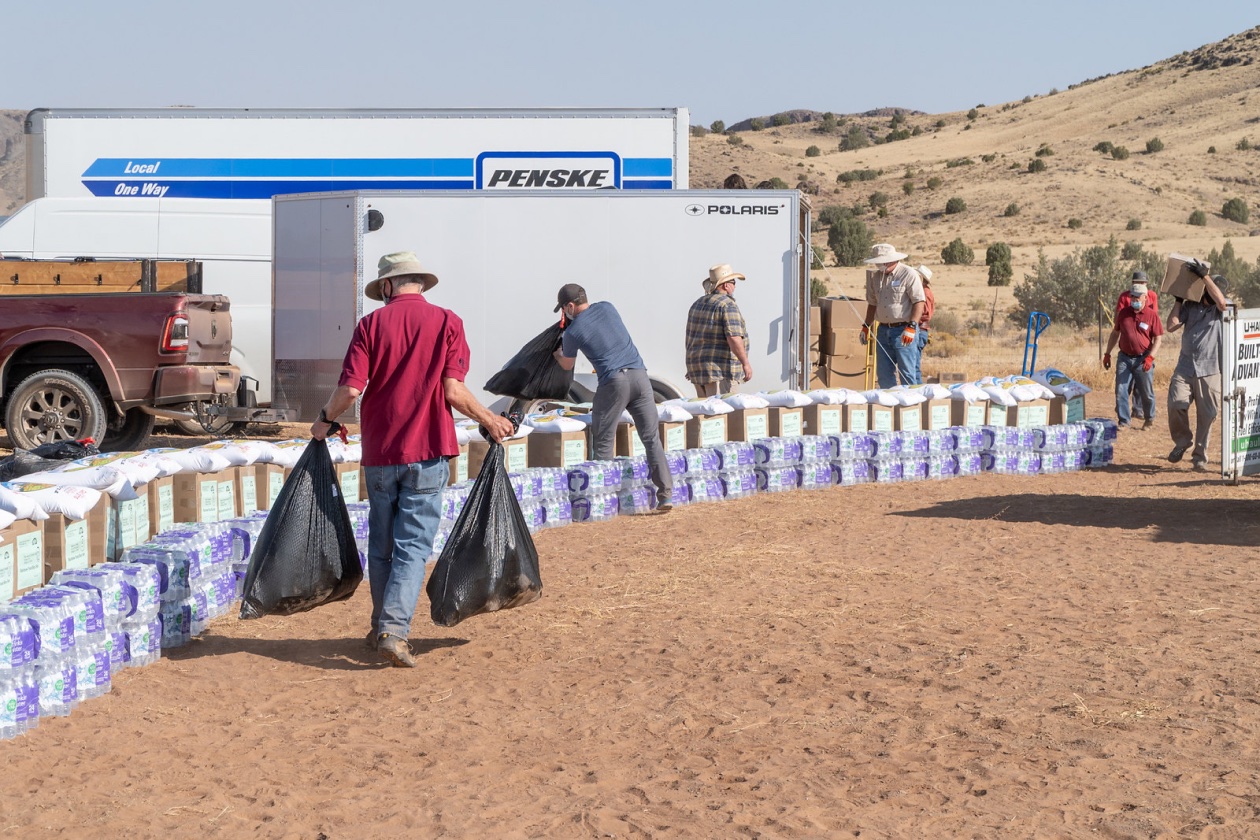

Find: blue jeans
<box><xmin>913</xmin><ymin>326</ymin><xmax>929</xmax><ymax>383</ymax></box>
<box><xmin>1115</xmin><ymin>353</ymin><xmax>1155</xmax><ymax>425</ymax></box>
<box><xmin>365</xmin><ymin>458</ymin><xmax>448</xmax><ymax>640</ymax></box>
<box><xmin>875</xmin><ymin>324</ymin><xmax>922</xmax><ymax>388</ymax></box>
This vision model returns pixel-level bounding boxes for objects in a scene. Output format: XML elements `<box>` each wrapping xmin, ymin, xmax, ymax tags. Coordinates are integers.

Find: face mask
<box><xmin>380</xmin><ymin>280</ymin><xmax>392</xmax><ymax>303</ymax></box>
<box><xmin>1131</xmin><ymin>298</ymin><xmax>1143</xmax><ymax>311</ymax></box>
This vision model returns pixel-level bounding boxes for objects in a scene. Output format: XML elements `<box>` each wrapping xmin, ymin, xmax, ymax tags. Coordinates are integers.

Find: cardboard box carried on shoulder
<box><xmin>686</xmin><ymin>414</ymin><xmax>728</xmax><ymax>449</ymax></box>
<box><xmin>895</xmin><ymin>399</ymin><xmax>952</xmax><ymax>432</ymax></box>
<box><xmin>1049</xmin><ymin>395</ymin><xmax>1087</xmax><ymax>425</ymax></box>
<box><xmin>1</xmin><ymin>518</ymin><xmax>44</xmax><ymax>599</ymax></box>
<box><xmin>950</xmin><ymin>400</ymin><xmax>989</xmax><ymax>428</ymax></box>
<box><xmin>726</xmin><ymin>408</ymin><xmax>769</xmax><ymax>442</ymax></box>
<box><xmin>1162</xmin><ymin>253</ymin><xmax>1210</xmax><ymax>302</ymax></box>
<box><xmin>468</xmin><ymin>436</ymin><xmax>529</xmax><ymax>479</ymax></box>
<box><xmin>527</xmin><ymin>429</ymin><xmax>588</xmax><ymax>469</ymax></box>
<box><xmin>803</xmin><ymin>403</ymin><xmax>844</xmax><ymax>436</ymax></box>
<box><xmin>44</xmin><ymin>502</ymin><xmax>112</xmax><ymax>580</ymax></box>
<box><xmin>659</xmin><ymin>421</ymin><xmax>688</xmax><ymax>452</ymax></box>
<box><xmin>768</xmin><ymin>406</ymin><xmax>804</xmax><ymax>438</ymax></box>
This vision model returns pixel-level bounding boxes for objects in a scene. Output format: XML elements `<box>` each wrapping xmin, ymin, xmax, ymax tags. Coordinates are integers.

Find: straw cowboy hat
<box><xmin>365</xmin><ymin>251</ymin><xmax>439</xmax><ymax>301</ymax></box>
<box><xmin>863</xmin><ymin>243</ymin><xmax>908</xmax><ymax>265</ymax></box>
<box><xmin>703</xmin><ymin>263</ymin><xmax>746</xmax><ymax>292</ymax></box>
<box><xmin>917</xmin><ymin>265</ymin><xmax>933</xmax><ymax>283</ymax></box>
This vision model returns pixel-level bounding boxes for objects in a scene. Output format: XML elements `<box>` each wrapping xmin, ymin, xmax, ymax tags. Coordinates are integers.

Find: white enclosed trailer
<box><xmin>271</xmin><ymin>190</ymin><xmax>810</xmax><ymax>420</ymax></box>
<box><xmin>0</xmin><ymin>107</ymin><xmax>689</xmax><ymax>408</ymax></box>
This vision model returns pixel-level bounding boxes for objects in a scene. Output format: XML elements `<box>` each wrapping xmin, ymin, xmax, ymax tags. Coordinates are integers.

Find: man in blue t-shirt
<box><xmin>553</xmin><ymin>283</ymin><xmax>673</xmax><ymax>511</ymax></box>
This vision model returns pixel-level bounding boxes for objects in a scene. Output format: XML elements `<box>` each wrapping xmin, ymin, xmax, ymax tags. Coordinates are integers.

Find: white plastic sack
<box><xmin>0</xmin><ymin>508</ymin><xmax>15</xmax><ymax>531</ymax></box>
<box><xmin>128</xmin><ymin>449</ymin><xmax>189</xmax><ymax>478</ymax></box>
<box><xmin>949</xmin><ymin>383</ymin><xmax>990</xmax><ymax>403</ymax></box>
<box><xmin>724</xmin><ymin>393</ymin><xmax>771</xmax><ymax>410</ymax></box>
<box><xmin>806</xmin><ymin>389</ymin><xmax>848</xmax><ymax>405</ymax></box>
<box><xmin>199</xmin><ymin>439</ymin><xmax>278</xmax><ymax>466</ymax></box>
<box><xmin>3</xmin><ymin>483</ymin><xmax>102</xmax><ymax>521</ymax></box>
<box><xmin>657</xmin><ymin>404</ymin><xmax>694</xmax><ymax>422</ymax></box>
<box><xmin>1033</xmin><ymin>368</ymin><xmax>1092</xmax><ymax>399</ymax></box>
<box><xmin>862</xmin><ymin>390</ymin><xmax>901</xmax><ymax>407</ymax></box>
<box><xmin>0</xmin><ymin>483</ymin><xmax>48</xmax><ymax>521</ymax></box>
<box><xmin>664</xmin><ymin>397</ymin><xmax>733</xmax><ymax>416</ymax></box>
<box><xmin>525</xmin><ymin>411</ymin><xmax>589</xmax><ymax>433</ymax></box>
<box><xmin>326</xmin><ymin>436</ymin><xmax>364</xmax><ymax>463</ymax></box>
<box><xmin>14</xmin><ymin>464</ymin><xmax>138</xmax><ymax>500</ymax></box>
<box><xmin>980</xmin><ymin>385</ymin><xmax>1019</xmax><ymax>406</ymax></box>
<box><xmin>264</xmin><ymin>439</ymin><xmax>311</xmax><ymax>469</ymax></box>
<box><xmin>1006</xmin><ymin>376</ymin><xmax>1055</xmax><ymax>401</ymax></box>
<box><xmin>161</xmin><ymin>446</ymin><xmax>234</xmax><ymax>474</ymax></box>
<box><xmin>837</xmin><ymin>389</ymin><xmax>870</xmax><ymax>406</ymax></box>
<box><xmin>455</xmin><ymin>426</ymin><xmax>473</xmax><ymax>446</ymax></box>
<box><xmin>759</xmin><ymin>390</ymin><xmax>813</xmax><ymax>408</ymax></box>
<box><xmin>910</xmin><ymin>383</ymin><xmax>952</xmax><ymax>400</ymax></box>
<box><xmin>66</xmin><ymin>452</ymin><xmax>162</xmax><ymax>486</ymax></box>
<box><xmin>884</xmin><ymin>387</ymin><xmax>928</xmax><ymax>406</ymax></box>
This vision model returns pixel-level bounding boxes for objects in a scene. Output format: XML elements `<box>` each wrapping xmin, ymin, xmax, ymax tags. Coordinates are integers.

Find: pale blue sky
<box><xmin>5</xmin><ymin>1</ymin><xmax>1256</xmax><ymax>125</ymax></box>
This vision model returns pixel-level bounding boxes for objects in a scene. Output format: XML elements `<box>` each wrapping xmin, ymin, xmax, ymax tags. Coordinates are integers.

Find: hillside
<box><xmin>2</xmin><ymin>25</ymin><xmax>1258</xmax><ymax>322</ymax></box>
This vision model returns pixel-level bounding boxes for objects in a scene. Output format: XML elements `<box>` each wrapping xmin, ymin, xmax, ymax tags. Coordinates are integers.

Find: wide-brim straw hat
<box><xmin>365</xmin><ymin>251</ymin><xmax>439</xmax><ymax>301</ymax></box>
<box><xmin>917</xmin><ymin>265</ymin><xmax>933</xmax><ymax>282</ymax></box>
<box><xmin>864</xmin><ymin>243</ymin><xmax>908</xmax><ymax>265</ymax></box>
<box><xmin>703</xmin><ymin>263</ymin><xmax>745</xmax><ymax>291</ymax></box>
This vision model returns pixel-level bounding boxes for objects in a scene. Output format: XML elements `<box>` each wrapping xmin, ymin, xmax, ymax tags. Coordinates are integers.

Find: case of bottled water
<box><xmin>798</xmin><ymin>435</ymin><xmax>834</xmax><ymax>463</ymax></box>
<box><xmin>441</xmin><ymin>481</ymin><xmax>473</xmax><ymax>522</ymax></box>
<box><xmin>870</xmin><ymin>458</ymin><xmax>905</xmax><ymax>484</ymax></box>
<box><xmin>831</xmin><ymin>459</ymin><xmax>872</xmax><ymax>486</ymax></box>
<box><xmin>867</xmin><ymin>432</ymin><xmax>903</xmax><ymax>459</ymax></box>
<box><xmin>1086</xmin><ymin>445</ymin><xmax>1114</xmax><ymax>467</ymax></box>
<box><xmin>571</xmin><ymin>493</ymin><xmax>620</xmax><ymax>523</ymax></box>
<box><xmin>613</xmin><ymin>456</ymin><xmax>651</xmax><ymax>487</ymax></box>
<box><xmin>925</xmin><ymin>454</ymin><xmax>959</xmax><ymax>480</ymax></box>
<box><xmin>798</xmin><ymin>462</ymin><xmax>832</xmax><ymax>489</ymax></box>
<box><xmin>617</xmin><ymin>485</ymin><xmax>657</xmax><ymax>515</ymax></box>
<box><xmin>0</xmin><ymin>613</ymin><xmax>39</xmax><ymax>740</ymax></box>
<box><xmin>567</xmin><ymin>461</ymin><xmax>623</xmax><ymax>494</ymax></box>
<box><xmin>956</xmin><ymin>452</ymin><xmax>984</xmax><ymax>477</ymax></box>
<box><xmin>829</xmin><ymin>433</ymin><xmax>858</xmax><ymax>461</ymax></box>
<box><xmin>682</xmin><ymin>448</ymin><xmax>722</xmax><ymax>475</ymax></box>
<box><xmin>901</xmin><ymin>432</ymin><xmax>931</xmax><ymax>456</ymax></box>
<box><xmin>1083</xmin><ymin>418</ymin><xmax>1119</xmax><ymax>444</ymax></box>
<box><xmin>900</xmin><ymin>457</ymin><xmax>930</xmax><ymax>482</ymax></box>
<box><xmin>719</xmin><ymin>469</ymin><xmax>758</xmax><ymax>499</ymax></box>
<box><xmin>714</xmin><ymin>441</ymin><xmax>756</xmax><ymax>471</ymax></box>
<box><xmin>953</xmin><ymin>427</ymin><xmax>987</xmax><ymax>452</ymax></box>
<box><xmin>665</xmin><ymin>450</ymin><xmax>688</xmax><ymax>477</ymax></box>
<box><xmin>927</xmin><ymin>429</ymin><xmax>959</xmax><ymax>454</ymax></box>
<box><xmin>755</xmin><ymin>465</ymin><xmax>801</xmax><ymax>493</ymax></box>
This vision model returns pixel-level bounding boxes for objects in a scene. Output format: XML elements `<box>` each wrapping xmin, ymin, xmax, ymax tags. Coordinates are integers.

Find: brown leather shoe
<box><xmin>378</xmin><ymin>633</ymin><xmax>417</xmax><ymax>668</ymax></box>
<box><xmin>365</xmin><ymin>629</ymin><xmax>379</xmax><ymax>650</ymax></box>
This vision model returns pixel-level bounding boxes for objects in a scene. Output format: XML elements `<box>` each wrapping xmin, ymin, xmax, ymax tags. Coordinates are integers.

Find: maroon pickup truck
<box><xmin>0</xmin><ymin>292</ymin><xmax>239</xmax><ymax>451</ymax></box>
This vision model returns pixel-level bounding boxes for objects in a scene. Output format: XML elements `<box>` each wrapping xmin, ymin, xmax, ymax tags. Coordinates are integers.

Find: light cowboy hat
<box><xmin>365</xmin><ymin>251</ymin><xmax>439</xmax><ymax>301</ymax></box>
<box><xmin>864</xmin><ymin>243</ymin><xmax>908</xmax><ymax>265</ymax></box>
<box><xmin>917</xmin><ymin>265</ymin><xmax>933</xmax><ymax>282</ymax></box>
<box><xmin>703</xmin><ymin>263</ymin><xmax>746</xmax><ymax>292</ymax></box>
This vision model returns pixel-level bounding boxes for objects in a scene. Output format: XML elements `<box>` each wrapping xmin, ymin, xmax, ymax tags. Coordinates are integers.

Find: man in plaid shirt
<box><xmin>685</xmin><ymin>264</ymin><xmax>753</xmax><ymax>397</ymax></box>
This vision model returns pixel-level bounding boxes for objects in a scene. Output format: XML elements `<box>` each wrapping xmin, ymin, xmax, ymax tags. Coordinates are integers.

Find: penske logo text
<box><xmin>476</xmin><ymin>151</ymin><xmax>621</xmax><ymax>189</ymax></box>
<box><xmin>487</xmin><ymin>169</ymin><xmax>611</xmax><ymax>188</ymax></box>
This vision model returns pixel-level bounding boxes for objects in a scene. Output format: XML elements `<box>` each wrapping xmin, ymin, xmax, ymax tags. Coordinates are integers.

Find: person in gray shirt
<box><xmin>552</xmin><ymin>283</ymin><xmax>673</xmax><ymax>511</ymax></box>
<box><xmin>1165</xmin><ymin>263</ymin><xmax>1230</xmax><ymax>471</ymax></box>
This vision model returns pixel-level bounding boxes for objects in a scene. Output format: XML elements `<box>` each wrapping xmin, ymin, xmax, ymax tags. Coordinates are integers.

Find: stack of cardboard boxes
<box><xmin>811</xmin><ymin>297</ymin><xmax>870</xmax><ymax>390</ymax></box>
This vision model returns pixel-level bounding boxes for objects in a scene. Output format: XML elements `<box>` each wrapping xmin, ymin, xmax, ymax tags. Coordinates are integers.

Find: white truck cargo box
<box><xmin>271</xmin><ymin>190</ymin><xmax>810</xmax><ymax>420</ymax></box>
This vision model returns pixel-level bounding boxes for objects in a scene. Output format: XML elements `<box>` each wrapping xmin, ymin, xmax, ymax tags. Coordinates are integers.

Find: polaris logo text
<box><xmin>476</xmin><ymin>151</ymin><xmax>621</xmax><ymax>189</ymax></box>
<box><xmin>689</xmin><ymin>205</ymin><xmax>782</xmax><ymax>216</ymax></box>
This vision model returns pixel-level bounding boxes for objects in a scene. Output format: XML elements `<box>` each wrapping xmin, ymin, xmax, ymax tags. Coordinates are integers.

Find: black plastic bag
<box><xmin>30</xmin><ymin>439</ymin><xmax>99</xmax><ymax>461</ymax></box>
<box><xmin>239</xmin><ymin>437</ymin><xmax>362</xmax><ymax>619</ymax></box>
<box><xmin>426</xmin><ymin>439</ymin><xmax>542</xmax><ymax>627</ymax></box>
<box><xmin>0</xmin><ymin>450</ymin><xmax>68</xmax><ymax>481</ymax></box>
<box><xmin>484</xmin><ymin>322</ymin><xmax>573</xmax><ymax>400</ymax></box>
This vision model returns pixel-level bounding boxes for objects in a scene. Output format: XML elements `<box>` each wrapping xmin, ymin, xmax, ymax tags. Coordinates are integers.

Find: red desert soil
<box><xmin>3</xmin><ymin>411</ymin><xmax>1260</xmax><ymax>838</ymax></box>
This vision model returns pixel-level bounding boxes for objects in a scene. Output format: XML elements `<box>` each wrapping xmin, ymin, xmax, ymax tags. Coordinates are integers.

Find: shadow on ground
<box><xmin>166</xmin><ymin>633</ymin><xmax>469</xmax><ymax>670</ymax></box>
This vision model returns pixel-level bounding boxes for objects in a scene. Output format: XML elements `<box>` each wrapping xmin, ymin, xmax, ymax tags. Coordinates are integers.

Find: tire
<box><xmin>100</xmin><ymin>407</ymin><xmax>157</xmax><ymax>452</ymax></box>
<box><xmin>4</xmin><ymin>369</ymin><xmax>108</xmax><ymax>451</ymax></box>
<box><xmin>172</xmin><ymin>415</ymin><xmax>245</xmax><ymax>437</ymax></box>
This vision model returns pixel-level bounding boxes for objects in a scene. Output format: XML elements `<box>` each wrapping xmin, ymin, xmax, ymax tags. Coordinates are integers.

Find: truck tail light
<box><xmin>161</xmin><ymin>312</ymin><xmax>190</xmax><ymax>352</ymax></box>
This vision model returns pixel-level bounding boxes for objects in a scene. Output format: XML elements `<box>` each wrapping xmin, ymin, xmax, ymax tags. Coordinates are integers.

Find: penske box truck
<box><xmin>0</xmin><ymin>107</ymin><xmax>689</xmax><ymax>417</ymax></box>
<box><xmin>271</xmin><ymin>189</ymin><xmax>811</xmax><ymax>421</ymax></box>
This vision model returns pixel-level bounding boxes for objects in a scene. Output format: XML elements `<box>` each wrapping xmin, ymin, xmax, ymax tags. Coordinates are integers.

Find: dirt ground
<box><xmin>3</xmin><ymin>406</ymin><xmax>1260</xmax><ymax>839</ymax></box>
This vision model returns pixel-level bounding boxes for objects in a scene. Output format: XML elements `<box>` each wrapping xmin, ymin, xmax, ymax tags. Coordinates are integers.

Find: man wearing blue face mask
<box><xmin>1103</xmin><ymin>272</ymin><xmax>1163</xmax><ymax>430</ymax></box>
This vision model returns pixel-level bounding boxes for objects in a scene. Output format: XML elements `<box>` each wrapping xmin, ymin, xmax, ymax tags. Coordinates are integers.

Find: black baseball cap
<box><xmin>554</xmin><ymin>283</ymin><xmax>587</xmax><ymax>312</ymax></box>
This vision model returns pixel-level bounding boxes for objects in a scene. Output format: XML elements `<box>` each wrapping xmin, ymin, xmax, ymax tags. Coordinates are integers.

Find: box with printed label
<box><xmin>527</xmin><ymin>430</ymin><xmax>588</xmax><ymax>469</ymax></box>
<box><xmin>615</xmin><ymin>423</ymin><xmax>647</xmax><ymax>458</ymax></box>
<box><xmin>951</xmin><ymin>400</ymin><xmax>989</xmax><ymax>427</ymax></box>
<box><xmin>43</xmin><ymin>501</ymin><xmax>110</xmax><ymax>579</ymax></box>
<box><xmin>1</xmin><ymin>519</ymin><xmax>44</xmax><ymax>599</ymax></box>
<box><xmin>659</xmin><ymin>421</ymin><xmax>688</xmax><ymax>452</ymax></box>
<box><xmin>768</xmin><ymin>406</ymin><xmax>804</xmax><ymax>438</ymax></box>
<box><xmin>173</xmin><ymin>473</ymin><xmax>222</xmax><ymax>524</ymax></box>
<box><xmin>235</xmin><ymin>467</ymin><xmax>260</xmax><ymax>515</ymax></box>
<box><xmin>247</xmin><ymin>465</ymin><xmax>285</xmax><ymax>512</ymax></box>
<box><xmin>468</xmin><ymin>437</ymin><xmax>530</xmax><ymax>479</ymax></box>
<box><xmin>447</xmin><ymin>444</ymin><xmax>469</xmax><ymax>486</ymax></box>
<box><xmin>333</xmin><ymin>462</ymin><xmax>364</xmax><ymax>503</ymax></box>
<box><xmin>686</xmin><ymin>414</ymin><xmax>728</xmax><ymax>449</ymax></box>
<box><xmin>922</xmin><ymin>399</ymin><xmax>953</xmax><ymax>431</ymax></box>
<box><xmin>145</xmin><ymin>476</ymin><xmax>177</xmax><ymax>534</ymax></box>
<box><xmin>214</xmin><ymin>468</ymin><xmax>239</xmax><ymax>521</ymax></box>
<box><xmin>803</xmin><ymin>404</ymin><xmax>844</xmax><ymax>436</ymax></box>
<box><xmin>1011</xmin><ymin>399</ymin><xmax>1051</xmax><ymax>428</ymax></box>
<box><xmin>111</xmin><ymin>494</ymin><xmax>152</xmax><ymax>559</ymax></box>
<box><xmin>726</xmin><ymin>408</ymin><xmax>770</xmax><ymax>442</ymax></box>
<box><xmin>1048</xmin><ymin>395</ymin><xmax>1087</xmax><ymax>425</ymax></box>
<box><xmin>894</xmin><ymin>404</ymin><xmax>925</xmax><ymax>432</ymax></box>
<box><xmin>868</xmin><ymin>404</ymin><xmax>895</xmax><ymax>433</ymax></box>
<box><xmin>843</xmin><ymin>404</ymin><xmax>870</xmax><ymax>433</ymax></box>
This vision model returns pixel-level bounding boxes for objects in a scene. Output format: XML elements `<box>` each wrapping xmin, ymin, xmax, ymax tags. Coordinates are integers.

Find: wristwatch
<box><xmin>319</xmin><ymin>409</ymin><xmax>331</xmax><ymax>424</ymax></box>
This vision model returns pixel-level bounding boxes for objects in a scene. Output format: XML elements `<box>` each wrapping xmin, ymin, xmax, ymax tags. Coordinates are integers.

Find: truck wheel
<box><xmin>171</xmin><ymin>416</ymin><xmax>246</xmax><ymax>437</ymax></box>
<box><xmin>4</xmin><ymin>369</ymin><xmax>109</xmax><ymax>451</ymax></box>
<box><xmin>100</xmin><ymin>408</ymin><xmax>157</xmax><ymax>452</ymax></box>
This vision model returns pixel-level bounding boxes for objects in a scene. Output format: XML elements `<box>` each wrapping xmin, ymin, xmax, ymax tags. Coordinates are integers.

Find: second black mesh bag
<box><xmin>426</xmin><ymin>439</ymin><xmax>543</xmax><ymax>627</ymax></box>
<box><xmin>483</xmin><ymin>322</ymin><xmax>572</xmax><ymax>400</ymax></box>
<box><xmin>239</xmin><ymin>438</ymin><xmax>363</xmax><ymax>619</ymax></box>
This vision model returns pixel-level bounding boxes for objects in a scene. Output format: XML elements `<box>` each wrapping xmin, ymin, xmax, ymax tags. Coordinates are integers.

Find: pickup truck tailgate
<box><xmin>182</xmin><ymin>296</ymin><xmax>233</xmax><ymax>364</ymax></box>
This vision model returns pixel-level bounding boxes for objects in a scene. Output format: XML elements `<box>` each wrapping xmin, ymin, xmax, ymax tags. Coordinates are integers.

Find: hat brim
<box><xmin>706</xmin><ymin>273</ymin><xmax>745</xmax><ymax>285</ymax></box>
<box><xmin>365</xmin><ymin>271</ymin><xmax>439</xmax><ymax>301</ymax></box>
<box><xmin>864</xmin><ymin>252</ymin><xmax>908</xmax><ymax>265</ymax></box>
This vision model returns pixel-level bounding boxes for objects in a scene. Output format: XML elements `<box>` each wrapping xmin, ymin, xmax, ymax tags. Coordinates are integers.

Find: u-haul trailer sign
<box><xmin>1223</xmin><ymin>307</ymin><xmax>1260</xmax><ymax>481</ymax></box>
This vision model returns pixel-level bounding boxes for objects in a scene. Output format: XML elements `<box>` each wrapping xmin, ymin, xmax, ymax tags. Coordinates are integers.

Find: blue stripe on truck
<box><xmin>81</xmin><ymin>158</ymin><xmax>476</xmax><ymax>178</ymax></box>
<box><xmin>622</xmin><ymin>158</ymin><xmax>673</xmax><ymax>177</ymax></box>
<box><xmin>85</xmin><ymin>180</ymin><xmax>477</xmax><ymax>199</ymax></box>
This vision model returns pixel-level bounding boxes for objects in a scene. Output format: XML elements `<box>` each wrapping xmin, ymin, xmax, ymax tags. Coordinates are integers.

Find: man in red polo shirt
<box><xmin>311</xmin><ymin>251</ymin><xmax>512</xmax><ymax>667</ymax></box>
<box><xmin>1103</xmin><ymin>272</ymin><xmax>1164</xmax><ymax>430</ymax></box>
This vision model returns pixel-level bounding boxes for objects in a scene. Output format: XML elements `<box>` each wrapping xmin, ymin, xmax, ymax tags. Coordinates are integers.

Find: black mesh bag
<box><xmin>484</xmin><ymin>322</ymin><xmax>572</xmax><ymax>400</ymax></box>
<box><xmin>239</xmin><ymin>437</ymin><xmax>362</xmax><ymax>619</ymax></box>
<box><xmin>30</xmin><ymin>439</ymin><xmax>100</xmax><ymax>461</ymax></box>
<box><xmin>426</xmin><ymin>438</ymin><xmax>542</xmax><ymax>627</ymax></box>
<box><xmin>0</xmin><ymin>450</ymin><xmax>69</xmax><ymax>481</ymax></box>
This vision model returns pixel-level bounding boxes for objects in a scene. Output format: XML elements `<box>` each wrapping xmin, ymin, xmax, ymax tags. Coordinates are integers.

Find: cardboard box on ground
<box><xmin>44</xmin><ymin>504</ymin><xmax>112</xmax><ymax>580</ymax></box>
<box><xmin>727</xmin><ymin>408</ymin><xmax>769</xmax><ymax>442</ymax></box>
<box><xmin>687</xmin><ymin>414</ymin><xmax>728</xmax><ymax>449</ymax></box>
<box><xmin>894</xmin><ymin>399</ymin><xmax>953</xmax><ymax>432</ymax></box>
<box><xmin>1</xmin><ymin>519</ymin><xmax>44</xmax><ymax>599</ymax></box>
<box><xmin>468</xmin><ymin>437</ymin><xmax>529</xmax><ymax>480</ymax></box>
<box><xmin>527</xmin><ymin>431</ymin><xmax>588</xmax><ymax>469</ymax></box>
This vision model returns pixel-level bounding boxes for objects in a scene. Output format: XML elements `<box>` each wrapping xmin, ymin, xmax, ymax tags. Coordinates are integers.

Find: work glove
<box><xmin>1188</xmin><ymin>259</ymin><xmax>1209</xmax><ymax>279</ymax></box>
<box><xmin>859</xmin><ymin>324</ymin><xmax>870</xmax><ymax>346</ymax></box>
<box><xmin>1103</xmin><ymin>353</ymin><xmax>1111</xmax><ymax>371</ymax></box>
<box><xmin>900</xmin><ymin>326</ymin><xmax>916</xmax><ymax>347</ymax></box>
<box><xmin>1143</xmin><ymin>355</ymin><xmax>1154</xmax><ymax>372</ymax></box>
